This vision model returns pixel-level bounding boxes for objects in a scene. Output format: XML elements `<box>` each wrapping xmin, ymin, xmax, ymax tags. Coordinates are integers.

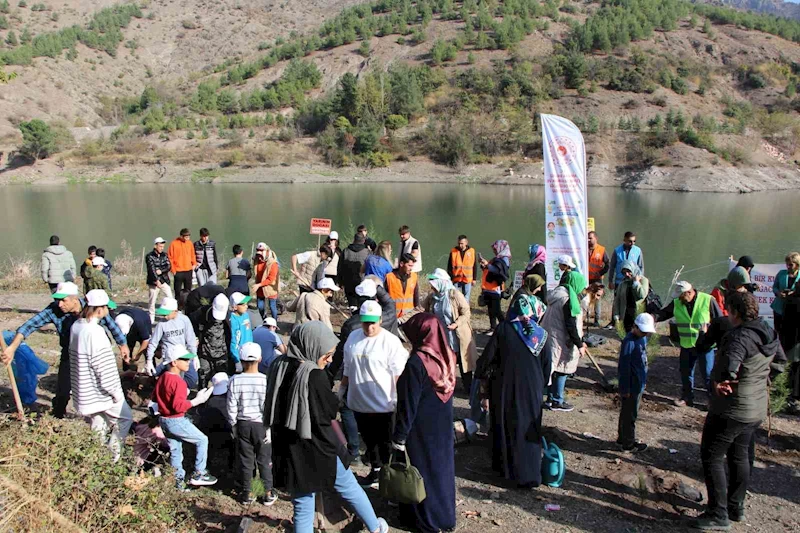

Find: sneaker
<box><xmin>603</xmin><ymin>322</ymin><xmax>615</xmax><ymax>330</ymax></box>
<box><xmin>374</xmin><ymin>517</ymin><xmax>389</xmax><ymax>533</ymax></box>
<box><xmin>591</xmin><ymin>321</ymin><xmax>601</xmax><ymax>328</ymax></box>
<box><xmin>188</xmin><ymin>471</ymin><xmax>218</xmax><ymax>486</ymax></box>
<box><xmin>544</xmin><ymin>400</ymin><xmax>553</xmax><ymax>410</ymax></box>
<box><xmin>175</xmin><ymin>479</ymin><xmax>189</xmax><ymax>492</ymax></box>
<box><xmin>692</xmin><ymin>511</ymin><xmax>731</xmax><ymax>530</ymax></box>
<box><xmin>727</xmin><ymin>506</ymin><xmax>744</xmax><ymax>522</ymax></box>
<box><xmin>359</xmin><ymin>469</ymin><xmax>380</xmax><ymax>489</ymax></box>
<box><xmin>238</xmin><ymin>492</ymin><xmax>256</xmax><ymax>505</ymax></box>
<box><xmin>621</xmin><ymin>441</ymin><xmax>648</xmax><ymax>453</ymax></box>
<box><xmin>260</xmin><ymin>491</ymin><xmax>278</xmax><ymax>506</ymax></box>
<box><xmin>549</xmin><ymin>401</ymin><xmax>574</xmax><ymax>412</ymax></box>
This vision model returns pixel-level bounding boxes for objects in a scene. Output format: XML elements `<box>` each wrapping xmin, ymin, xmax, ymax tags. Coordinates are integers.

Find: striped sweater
<box><xmin>69</xmin><ymin>318</ymin><xmax>123</xmax><ymax>416</ymax></box>
<box><xmin>226</xmin><ymin>372</ymin><xmax>267</xmax><ymax>425</ymax></box>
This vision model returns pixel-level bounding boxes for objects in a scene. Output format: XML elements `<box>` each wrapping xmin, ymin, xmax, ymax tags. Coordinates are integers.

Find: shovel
<box><xmin>0</xmin><ymin>333</ymin><xmax>25</xmax><ymax>420</ymax></box>
<box><xmin>584</xmin><ymin>348</ymin><xmax>614</xmax><ymax>392</ymax></box>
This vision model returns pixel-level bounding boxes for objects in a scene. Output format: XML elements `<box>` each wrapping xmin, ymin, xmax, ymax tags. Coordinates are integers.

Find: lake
<box><xmin>1</xmin><ymin>183</ymin><xmax>797</xmax><ymax>296</ymax></box>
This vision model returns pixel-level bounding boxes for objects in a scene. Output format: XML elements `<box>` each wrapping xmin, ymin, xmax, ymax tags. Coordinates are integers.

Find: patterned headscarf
<box><xmin>509</xmin><ymin>295</ymin><xmax>548</xmax><ymax>356</ymax></box>
<box><xmin>526</xmin><ymin>244</ymin><xmax>547</xmax><ymax>271</ymax></box>
<box><xmin>492</xmin><ymin>240</ymin><xmax>511</xmax><ymax>260</ymax></box>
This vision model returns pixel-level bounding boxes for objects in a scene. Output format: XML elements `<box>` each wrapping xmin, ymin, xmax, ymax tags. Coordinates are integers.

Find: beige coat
<box><xmin>422</xmin><ymin>288</ymin><xmax>478</xmax><ymax>373</ymax></box>
<box><xmin>539</xmin><ymin>285</ymin><xmax>584</xmax><ymax>376</ymax></box>
<box><xmin>293</xmin><ymin>291</ymin><xmax>332</xmax><ymax>332</ymax></box>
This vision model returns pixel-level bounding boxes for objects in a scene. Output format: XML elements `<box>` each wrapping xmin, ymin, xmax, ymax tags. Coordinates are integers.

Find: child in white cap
<box><xmin>617</xmin><ymin>313</ymin><xmax>655</xmax><ymax>453</ymax></box>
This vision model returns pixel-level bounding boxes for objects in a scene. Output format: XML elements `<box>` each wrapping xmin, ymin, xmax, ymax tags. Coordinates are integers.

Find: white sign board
<box><xmin>728</xmin><ymin>260</ymin><xmax>781</xmax><ymax>321</ymax></box>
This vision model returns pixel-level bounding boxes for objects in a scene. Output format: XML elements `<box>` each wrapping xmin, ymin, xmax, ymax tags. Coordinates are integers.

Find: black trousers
<box><xmin>174</xmin><ymin>270</ymin><xmax>193</xmax><ymax>295</ymax></box>
<box><xmin>53</xmin><ymin>349</ymin><xmax>71</xmax><ymax>418</ymax></box>
<box><xmin>484</xmin><ymin>292</ymin><xmax>504</xmax><ymax>329</ymax></box>
<box><xmin>700</xmin><ymin>414</ymin><xmax>760</xmax><ymax>518</ymax></box>
<box><xmin>236</xmin><ymin>420</ymin><xmax>273</xmax><ymax>494</ymax></box>
<box><xmin>617</xmin><ymin>392</ymin><xmax>641</xmax><ymax>446</ymax></box>
<box><xmin>354</xmin><ymin>411</ymin><xmax>394</xmax><ymax>469</ymax></box>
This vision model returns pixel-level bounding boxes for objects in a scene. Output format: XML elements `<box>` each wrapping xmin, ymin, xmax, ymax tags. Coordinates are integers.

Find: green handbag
<box><xmin>378</xmin><ymin>448</ymin><xmax>427</xmax><ymax>504</ymax></box>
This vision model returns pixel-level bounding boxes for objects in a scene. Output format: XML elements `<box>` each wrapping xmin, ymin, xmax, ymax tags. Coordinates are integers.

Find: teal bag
<box><xmin>541</xmin><ymin>437</ymin><xmax>565</xmax><ymax>488</ymax></box>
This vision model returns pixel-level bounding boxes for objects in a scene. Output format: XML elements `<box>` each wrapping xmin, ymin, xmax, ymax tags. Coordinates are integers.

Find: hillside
<box><xmin>3</xmin><ymin>0</ymin><xmax>800</xmax><ymax>191</ymax></box>
<box><xmin>707</xmin><ymin>0</ymin><xmax>800</xmax><ymax>21</ymax></box>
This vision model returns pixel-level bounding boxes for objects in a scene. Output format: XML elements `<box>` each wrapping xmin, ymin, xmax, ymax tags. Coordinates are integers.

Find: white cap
<box><xmin>355</xmin><ymin>279</ymin><xmax>377</xmax><ymax>297</ymax></box>
<box><xmin>156</xmin><ymin>297</ymin><xmax>178</xmax><ymax>316</ymax></box>
<box><xmin>317</xmin><ymin>278</ymin><xmax>340</xmax><ymax>292</ymax></box>
<box><xmin>162</xmin><ymin>343</ymin><xmax>195</xmax><ymax>365</ymax></box>
<box><xmin>230</xmin><ymin>292</ymin><xmax>252</xmax><ymax>306</ymax></box>
<box><xmin>212</xmin><ymin>293</ymin><xmax>229</xmax><ymax>321</ymax></box>
<box><xmin>671</xmin><ymin>281</ymin><xmax>694</xmax><ymax>299</ymax></box>
<box><xmin>153</xmin><ymin>237</ymin><xmax>166</xmax><ymax>245</ymax></box>
<box><xmin>91</xmin><ymin>256</ymin><xmax>107</xmax><ymax>267</ymax></box>
<box><xmin>557</xmin><ymin>254</ymin><xmax>577</xmax><ymax>269</ymax></box>
<box><xmin>635</xmin><ymin>313</ymin><xmax>656</xmax><ymax>334</ymax></box>
<box><xmin>52</xmin><ymin>281</ymin><xmax>80</xmax><ymax>299</ymax></box>
<box><xmin>428</xmin><ymin>268</ymin><xmax>450</xmax><ymax>281</ymax></box>
<box><xmin>263</xmin><ymin>316</ymin><xmax>278</xmax><ymax>329</ymax></box>
<box><xmin>85</xmin><ymin>289</ymin><xmax>110</xmax><ymax>307</ymax></box>
<box><xmin>360</xmin><ymin>300</ymin><xmax>382</xmax><ymax>322</ymax></box>
<box><xmin>329</xmin><ymin>231</ymin><xmax>339</xmax><ymax>240</ymax></box>
<box><xmin>114</xmin><ymin>314</ymin><xmax>134</xmax><ymax>335</ymax></box>
<box><xmin>256</xmin><ymin>242</ymin><xmax>267</xmax><ymax>250</ymax></box>
<box><xmin>239</xmin><ymin>342</ymin><xmax>262</xmax><ymax>362</ymax></box>
<box><xmin>210</xmin><ymin>372</ymin><xmax>229</xmax><ymax>396</ymax></box>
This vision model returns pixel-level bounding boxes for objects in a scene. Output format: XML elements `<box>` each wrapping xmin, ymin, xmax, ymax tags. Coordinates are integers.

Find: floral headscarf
<box><xmin>492</xmin><ymin>240</ymin><xmax>511</xmax><ymax>260</ymax></box>
<box><xmin>526</xmin><ymin>244</ymin><xmax>547</xmax><ymax>271</ymax></box>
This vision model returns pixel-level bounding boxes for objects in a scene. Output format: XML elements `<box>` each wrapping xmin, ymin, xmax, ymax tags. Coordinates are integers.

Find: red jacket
<box><xmin>152</xmin><ymin>372</ymin><xmax>192</xmax><ymax>418</ymax></box>
<box><xmin>710</xmin><ymin>286</ymin><xmax>729</xmax><ymax>317</ymax></box>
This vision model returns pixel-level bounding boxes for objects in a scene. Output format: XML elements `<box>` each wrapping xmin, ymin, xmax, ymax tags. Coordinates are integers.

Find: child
<box><xmin>226</xmin><ymin>342</ymin><xmax>277</xmax><ymax>506</ymax></box>
<box><xmin>152</xmin><ymin>344</ymin><xmax>217</xmax><ymax>490</ymax></box>
<box><xmin>229</xmin><ymin>292</ymin><xmax>254</xmax><ymax>374</ymax></box>
<box><xmin>226</xmin><ymin>245</ymin><xmax>251</xmax><ymax>295</ymax></box>
<box><xmin>132</xmin><ymin>404</ymin><xmax>169</xmax><ymax>475</ymax></box>
<box><xmin>96</xmin><ymin>248</ymin><xmax>113</xmax><ymax>290</ymax></box>
<box><xmin>617</xmin><ymin>313</ymin><xmax>655</xmax><ymax>452</ymax></box>
<box><xmin>85</xmin><ymin>256</ymin><xmax>110</xmax><ymax>292</ymax></box>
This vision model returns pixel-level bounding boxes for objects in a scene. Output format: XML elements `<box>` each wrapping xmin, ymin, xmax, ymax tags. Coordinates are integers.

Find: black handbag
<box><xmin>378</xmin><ymin>448</ymin><xmax>427</xmax><ymax>504</ymax></box>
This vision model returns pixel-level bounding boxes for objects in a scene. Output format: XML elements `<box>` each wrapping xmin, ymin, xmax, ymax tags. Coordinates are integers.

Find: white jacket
<box><xmin>69</xmin><ymin>318</ymin><xmax>123</xmax><ymax>416</ymax></box>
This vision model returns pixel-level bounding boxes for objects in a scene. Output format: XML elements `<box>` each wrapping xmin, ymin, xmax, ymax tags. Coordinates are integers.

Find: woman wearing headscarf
<box><xmin>775</xmin><ymin>252</ymin><xmax>800</xmax><ymax>400</ymax></box>
<box><xmin>265</xmin><ymin>322</ymin><xmax>388</xmax><ymax>533</ymax></box>
<box><xmin>480</xmin><ymin>240</ymin><xmax>511</xmax><ymax>332</ymax></box>
<box><xmin>611</xmin><ymin>260</ymin><xmax>650</xmax><ymax>333</ymax></box>
<box><xmin>474</xmin><ymin>295</ymin><xmax>550</xmax><ymax>488</ymax></box>
<box><xmin>252</xmin><ymin>243</ymin><xmax>280</xmax><ymax>320</ymax></box>
<box><xmin>523</xmin><ymin>244</ymin><xmax>548</xmax><ymax>304</ymax></box>
<box><xmin>362</xmin><ymin>241</ymin><xmax>394</xmax><ymax>283</ymax></box>
<box><xmin>540</xmin><ymin>269</ymin><xmax>588</xmax><ymax>412</ymax></box>
<box><xmin>509</xmin><ymin>274</ymin><xmax>547</xmax><ymax>323</ymax></box>
<box><xmin>393</xmin><ymin>314</ymin><xmax>457</xmax><ymax>532</ymax></box>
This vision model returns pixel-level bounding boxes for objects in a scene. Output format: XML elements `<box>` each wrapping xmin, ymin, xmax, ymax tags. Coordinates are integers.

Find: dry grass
<box><xmin>0</xmin><ymin>254</ymin><xmax>45</xmax><ymax>292</ymax></box>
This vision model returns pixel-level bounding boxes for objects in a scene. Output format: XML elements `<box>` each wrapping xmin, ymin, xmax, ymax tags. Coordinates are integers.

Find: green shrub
<box><xmin>366</xmin><ymin>150</ymin><xmax>391</xmax><ymax>167</ymax></box>
<box><xmin>385</xmin><ymin>114</ymin><xmax>408</xmax><ymax>131</ymax></box>
<box><xmin>19</xmin><ymin>119</ymin><xmax>58</xmax><ymax>160</ymax></box>
<box><xmin>770</xmin><ymin>371</ymin><xmax>791</xmax><ymax>415</ymax></box>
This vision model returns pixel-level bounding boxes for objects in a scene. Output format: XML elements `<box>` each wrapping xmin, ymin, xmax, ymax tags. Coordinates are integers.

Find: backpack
<box><xmin>645</xmin><ymin>287</ymin><xmax>664</xmax><ymax>315</ymax></box>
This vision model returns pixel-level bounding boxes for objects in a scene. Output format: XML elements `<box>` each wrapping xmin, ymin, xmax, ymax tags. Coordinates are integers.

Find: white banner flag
<box><xmin>541</xmin><ymin>114</ymin><xmax>588</xmax><ymax>289</ymax></box>
<box><xmin>728</xmin><ymin>260</ymin><xmax>781</xmax><ymax>321</ymax></box>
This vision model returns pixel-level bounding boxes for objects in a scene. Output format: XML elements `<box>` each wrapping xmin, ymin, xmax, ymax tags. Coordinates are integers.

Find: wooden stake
<box><xmin>0</xmin><ymin>334</ymin><xmax>25</xmax><ymax>421</ymax></box>
<box><xmin>140</xmin><ymin>247</ymin><xmax>145</xmax><ymax>277</ymax></box>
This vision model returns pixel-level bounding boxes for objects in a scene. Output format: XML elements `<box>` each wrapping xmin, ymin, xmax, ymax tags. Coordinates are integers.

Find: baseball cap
<box><xmin>210</xmin><ymin>372</ymin><xmax>229</xmax><ymax>396</ymax></box>
<box><xmin>163</xmin><ymin>344</ymin><xmax>196</xmax><ymax>365</ymax></box>
<box><xmin>263</xmin><ymin>316</ymin><xmax>279</xmax><ymax>329</ymax></box>
<box><xmin>114</xmin><ymin>314</ymin><xmax>134</xmax><ymax>336</ymax></box>
<box><xmin>230</xmin><ymin>292</ymin><xmax>252</xmax><ymax>306</ymax></box>
<box><xmin>727</xmin><ymin>266</ymin><xmax>754</xmax><ymax>291</ymax></box>
<box><xmin>355</xmin><ymin>279</ymin><xmax>377</xmax><ymax>298</ymax></box>
<box><xmin>329</xmin><ymin>231</ymin><xmax>339</xmax><ymax>240</ymax></box>
<box><xmin>85</xmin><ymin>289</ymin><xmax>117</xmax><ymax>310</ymax></box>
<box><xmin>153</xmin><ymin>237</ymin><xmax>166</xmax><ymax>245</ymax></box>
<box><xmin>671</xmin><ymin>281</ymin><xmax>693</xmax><ymax>299</ymax></box>
<box><xmin>212</xmin><ymin>293</ymin><xmax>229</xmax><ymax>320</ymax></box>
<box><xmin>557</xmin><ymin>254</ymin><xmax>577</xmax><ymax>269</ymax></box>
<box><xmin>239</xmin><ymin>342</ymin><xmax>262</xmax><ymax>362</ymax></box>
<box><xmin>428</xmin><ymin>268</ymin><xmax>451</xmax><ymax>281</ymax></box>
<box><xmin>360</xmin><ymin>300</ymin><xmax>382</xmax><ymax>323</ymax></box>
<box><xmin>317</xmin><ymin>278</ymin><xmax>340</xmax><ymax>292</ymax></box>
<box><xmin>634</xmin><ymin>313</ymin><xmax>656</xmax><ymax>334</ymax></box>
<box><xmin>52</xmin><ymin>281</ymin><xmax>79</xmax><ymax>300</ymax></box>
<box><xmin>256</xmin><ymin>242</ymin><xmax>267</xmax><ymax>250</ymax></box>
<box><xmin>155</xmin><ymin>297</ymin><xmax>178</xmax><ymax>316</ymax></box>
<box><xmin>91</xmin><ymin>256</ymin><xmax>107</xmax><ymax>267</ymax></box>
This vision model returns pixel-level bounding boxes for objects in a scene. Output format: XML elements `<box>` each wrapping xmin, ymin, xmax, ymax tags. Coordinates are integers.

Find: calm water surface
<box><xmin>1</xmin><ymin>183</ymin><xmax>798</xmax><ymax>295</ymax></box>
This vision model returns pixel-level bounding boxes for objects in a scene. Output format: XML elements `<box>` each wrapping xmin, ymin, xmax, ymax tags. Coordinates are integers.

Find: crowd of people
<box><xmin>2</xmin><ymin>225</ymin><xmax>797</xmax><ymax>533</ymax></box>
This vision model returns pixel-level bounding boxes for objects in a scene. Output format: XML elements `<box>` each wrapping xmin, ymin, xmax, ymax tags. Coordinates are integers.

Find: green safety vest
<box><xmin>673</xmin><ymin>292</ymin><xmax>713</xmax><ymax>349</ymax></box>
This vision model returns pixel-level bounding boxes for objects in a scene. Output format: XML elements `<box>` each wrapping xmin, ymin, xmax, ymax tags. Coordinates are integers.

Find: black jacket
<box><xmin>189</xmin><ymin>305</ymin><xmax>231</xmax><ymax>363</ymax></box>
<box><xmin>146</xmin><ymin>250</ymin><xmax>171</xmax><ymax>286</ymax></box>
<box><xmin>340</xmin><ymin>243</ymin><xmax>370</xmax><ymax>291</ymax></box>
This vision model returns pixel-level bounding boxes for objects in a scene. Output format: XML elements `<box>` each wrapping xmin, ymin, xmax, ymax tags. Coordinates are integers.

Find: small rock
<box><xmin>676</xmin><ymin>481</ymin><xmax>704</xmax><ymax>503</ymax></box>
<box><xmin>490</xmin><ymin>493</ymin><xmax>501</xmax><ymax>500</ymax></box>
<box><xmin>493</xmin><ymin>519</ymin><xmax>504</xmax><ymax>526</ymax></box>
<box><xmin>614</xmin><ymin>458</ymin><xmax>622</xmax><ymax>465</ymax></box>
<box><xmin>481</xmin><ymin>499</ymin><xmax>493</xmax><ymax>504</ymax></box>
<box><xmin>669</xmin><ymin>449</ymin><xmax>678</xmax><ymax>454</ymax></box>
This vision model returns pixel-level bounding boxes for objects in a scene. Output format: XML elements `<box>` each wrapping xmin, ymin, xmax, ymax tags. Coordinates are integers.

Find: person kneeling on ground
<box><xmin>617</xmin><ymin>313</ymin><xmax>655</xmax><ymax>453</ymax></box>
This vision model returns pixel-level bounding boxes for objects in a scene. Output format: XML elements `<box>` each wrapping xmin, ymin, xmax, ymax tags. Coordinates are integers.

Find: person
<box><xmin>588</xmin><ymin>232</ymin><xmax>610</xmax><ymax>327</ymax></box>
<box><xmin>41</xmin><ymin>235</ymin><xmax>77</xmax><ymax>292</ymax></box>
<box><xmin>152</xmin><ymin>344</ymin><xmax>217</xmax><ymax>490</ymax></box>
<box><xmin>146</xmin><ymin>237</ymin><xmax>173</xmax><ymax>323</ymax></box>
<box><xmin>480</xmin><ymin>240</ymin><xmax>511</xmax><ymax>332</ymax></box>
<box><xmin>69</xmin><ymin>289</ymin><xmax>132</xmax><ymax>462</ymax></box>
<box><xmin>227</xmin><ymin>342</ymin><xmax>278</xmax><ymax>505</ymax></box>
<box><xmin>264</xmin><ymin>322</ymin><xmax>389</xmax><ymax>533</ymax></box>
<box><xmin>194</xmin><ymin>228</ymin><xmax>219</xmax><ymax>287</ymax></box>
<box><xmin>342</xmin><ymin>301</ymin><xmax>409</xmax><ymax>488</ymax></box>
<box><xmin>393</xmin><ymin>313</ymin><xmax>457</xmax><ymax>532</ymax></box>
<box><xmin>475</xmin><ymin>294</ymin><xmax>551</xmax><ymax>488</ymax></box>
<box><xmin>611</xmin><ymin>260</ymin><xmax>650</xmax><ymax>334</ymax></box>
<box><xmin>617</xmin><ymin>313</ymin><xmax>655</xmax><ymax>453</ymax></box>
<box><xmin>291</xmin><ymin>278</ymin><xmax>339</xmax><ymax>331</ymax></box>
<box><xmin>422</xmin><ymin>268</ymin><xmax>477</xmax><ymax>394</ymax></box>
<box><xmin>146</xmin><ymin>297</ymin><xmax>199</xmax><ymax>389</ymax></box>
<box><xmin>447</xmin><ymin>235</ymin><xmax>478</xmax><ymax>301</ymax></box>
<box><xmin>291</xmin><ymin>246</ymin><xmax>322</xmax><ymax>292</ymax></box>
<box><xmin>775</xmin><ymin>252</ymin><xmax>800</xmax><ymax>401</ymax></box>
<box><xmin>357</xmin><ymin>224</ymin><xmax>377</xmax><ymax>252</ymax></box>
<box><xmin>772</xmin><ymin>251</ymin><xmax>800</xmax><ymax>336</ymax></box>
<box><xmin>254</xmin><ymin>317</ymin><xmax>286</xmax><ymax>375</ymax></box>
<box><xmin>712</xmin><ymin>258</ymin><xmax>757</xmax><ymax>316</ymax></box>
<box><xmin>509</xmin><ymin>274</ymin><xmax>547</xmax><ymax>322</ymax></box>
<box><xmin>168</xmin><ymin>229</ymin><xmax>197</xmax><ymax>294</ymax></box>
<box><xmin>693</xmin><ymin>292</ymin><xmax>786</xmax><ymax>531</ymax></box>
<box><xmin>96</xmin><ymin>248</ymin><xmax>113</xmax><ymax>290</ymax></box>
<box><xmin>1</xmin><ymin>281</ymin><xmax>129</xmax><ymax>417</ymax></box>
<box><xmin>341</xmin><ymin>233</ymin><xmax>371</xmax><ymax>307</ymax></box>
<box><xmin>184</xmin><ymin>282</ymin><xmax>226</xmax><ymax>317</ymax></box>
<box><xmin>362</xmin><ymin>241</ymin><xmax>393</xmax><ymax>282</ymax></box>
<box><xmin>523</xmin><ymin>244</ymin><xmax>548</xmax><ymax>305</ymax></box>
<box><xmin>540</xmin><ymin>268</ymin><xmax>588</xmax><ymax>412</ymax></box>
<box><xmin>608</xmin><ymin>232</ymin><xmax>644</xmax><ymax>292</ymax></box>
<box><xmin>252</xmin><ymin>242</ymin><xmax>280</xmax><ymax>320</ymax></box>
<box><xmin>85</xmin><ymin>256</ymin><xmax>110</xmax><ymax>292</ymax></box>
<box><xmin>225</xmin><ymin>244</ymin><xmax>252</xmax><ymax>295</ymax></box>
<box><xmin>385</xmin><ymin>253</ymin><xmax>419</xmax><ymax>319</ymax></box>
<box><xmin>230</xmin><ymin>292</ymin><xmax>254</xmax><ymax>374</ymax></box>
<box><xmin>310</xmin><ymin>245</ymin><xmax>333</xmax><ymax>291</ymax></box>
<box><xmin>324</xmin><ymin>232</ymin><xmax>343</xmax><ymax>280</ymax></box>
<box><xmin>80</xmin><ymin>245</ymin><xmax>98</xmax><ymax>293</ymax></box>
<box><xmin>132</xmin><ymin>409</ymin><xmax>169</xmax><ymax>474</ymax></box>
<box><xmin>190</xmin><ymin>293</ymin><xmax>231</xmax><ymax>386</ymax></box>
<box><xmin>654</xmin><ymin>281</ymin><xmax>723</xmax><ymax>407</ymax></box>
<box><xmin>114</xmin><ymin>306</ymin><xmax>152</xmax><ymax>372</ymax></box>
<box><xmin>398</xmin><ymin>225</ymin><xmax>422</xmax><ymax>273</ymax></box>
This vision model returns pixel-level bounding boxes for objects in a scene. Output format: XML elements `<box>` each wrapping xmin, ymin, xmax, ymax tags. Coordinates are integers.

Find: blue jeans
<box><xmin>340</xmin><ymin>401</ymin><xmax>361</xmax><ymax>458</ymax></box>
<box><xmin>680</xmin><ymin>347</ymin><xmax>715</xmax><ymax>403</ymax></box>
<box><xmin>160</xmin><ymin>416</ymin><xmax>209</xmax><ymax>481</ymax></box>
<box><xmin>548</xmin><ymin>372</ymin><xmax>569</xmax><ymax>404</ymax></box>
<box><xmin>258</xmin><ymin>297</ymin><xmax>278</xmax><ymax>320</ymax></box>
<box><xmin>469</xmin><ymin>377</ymin><xmax>487</xmax><ymax>426</ymax></box>
<box><xmin>292</xmin><ymin>457</ymin><xmax>379</xmax><ymax>533</ymax></box>
<box><xmin>455</xmin><ymin>281</ymin><xmax>472</xmax><ymax>301</ymax></box>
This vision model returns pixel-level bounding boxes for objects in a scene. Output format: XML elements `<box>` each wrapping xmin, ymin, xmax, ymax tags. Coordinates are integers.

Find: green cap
<box><xmin>359</xmin><ymin>300</ymin><xmax>382</xmax><ymax>323</ymax></box>
<box><xmin>177</xmin><ymin>352</ymin><xmax>197</xmax><ymax>360</ymax></box>
<box><xmin>107</xmin><ymin>300</ymin><xmax>117</xmax><ymax>310</ymax></box>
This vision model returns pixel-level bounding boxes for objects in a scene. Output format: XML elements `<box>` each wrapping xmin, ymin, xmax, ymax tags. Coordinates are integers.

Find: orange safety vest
<box><xmin>386</xmin><ymin>271</ymin><xmax>418</xmax><ymax>317</ymax></box>
<box><xmin>588</xmin><ymin>244</ymin><xmax>606</xmax><ymax>282</ymax></box>
<box><xmin>450</xmin><ymin>248</ymin><xmax>476</xmax><ymax>284</ymax></box>
<box><xmin>481</xmin><ymin>268</ymin><xmax>504</xmax><ymax>292</ymax></box>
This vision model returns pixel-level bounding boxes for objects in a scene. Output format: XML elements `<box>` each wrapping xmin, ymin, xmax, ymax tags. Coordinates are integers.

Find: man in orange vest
<box><xmin>588</xmin><ymin>231</ymin><xmax>610</xmax><ymax>328</ymax></box>
<box><xmin>447</xmin><ymin>234</ymin><xmax>478</xmax><ymax>301</ymax></box>
<box><xmin>385</xmin><ymin>253</ymin><xmax>419</xmax><ymax>318</ymax></box>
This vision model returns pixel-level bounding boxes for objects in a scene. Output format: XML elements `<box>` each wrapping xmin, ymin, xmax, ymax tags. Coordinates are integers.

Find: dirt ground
<box><xmin>1</xmin><ymin>286</ymin><xmax>799</xmax><ymax>533</ymax></box>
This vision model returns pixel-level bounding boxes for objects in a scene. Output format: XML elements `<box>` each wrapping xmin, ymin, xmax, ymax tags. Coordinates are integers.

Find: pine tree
<box><xmin>6</xmin><ymin>29</ymin><xmax>17</xmax><ymax>46</ymax></box>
